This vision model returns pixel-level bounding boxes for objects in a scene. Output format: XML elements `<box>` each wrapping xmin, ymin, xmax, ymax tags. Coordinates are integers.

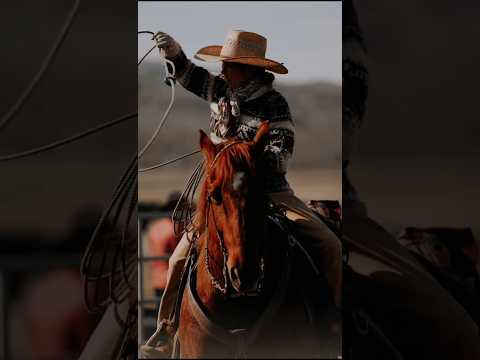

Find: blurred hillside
<box><xmin>138</xmin><ymin>61</ymin><xmax>341</xmax><ymax>171</ymax></box>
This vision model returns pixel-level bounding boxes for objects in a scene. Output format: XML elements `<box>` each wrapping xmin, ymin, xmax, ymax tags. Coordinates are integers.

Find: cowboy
<box><xmin>141</xmin><ymin>30</ymin><xmax>342</xmax><ymax>357</ymax></box>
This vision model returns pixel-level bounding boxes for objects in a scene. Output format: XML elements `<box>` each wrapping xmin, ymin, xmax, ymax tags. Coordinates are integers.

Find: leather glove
<box><xmin>153</xmin><ymin>31</ymin><xmax>182</xmax><ymax>58</ymax></box>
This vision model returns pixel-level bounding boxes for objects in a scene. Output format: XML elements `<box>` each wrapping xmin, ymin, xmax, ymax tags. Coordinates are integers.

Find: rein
<box><xmin>185</xmin><ymin>235</ymin><xmax>292</xmax><ymax>357</ymax></box>
<box><xmin>204</xmin><ymin>197</ymin><xmax>229</xmax><ymax>294</ymax></box>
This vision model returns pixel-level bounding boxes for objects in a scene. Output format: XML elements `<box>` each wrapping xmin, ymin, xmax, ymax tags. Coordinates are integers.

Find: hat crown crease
<box><xmin>221</xmin><ymin>31</ymin><xmax>267</xmax><ymax>58</ymax></box>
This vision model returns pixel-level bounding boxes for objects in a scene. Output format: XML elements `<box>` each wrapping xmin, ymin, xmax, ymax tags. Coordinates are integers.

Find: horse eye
<box><xmin>211</xmin><ymin>187</ymin><xmax>222</xmax><ymax>205</ymax></box>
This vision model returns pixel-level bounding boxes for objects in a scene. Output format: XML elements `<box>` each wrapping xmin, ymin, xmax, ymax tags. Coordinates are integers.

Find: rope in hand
<box><xmin>137</xmin><ymin>31</ymin><xmax>205</xmax><ymax>242</ymax></box>
<box><xmin>137</xmin><ymin>32</ymin><xmax>205</xmax><ymax>237</ymax></box>
<box><xmin>137</xmin><ymin>32</ymin><xmax>201</xmax><ymax>170</ymax></box>
<box><xmin>138</xmin><ymin>45</ymin><xmax>176</xmax><ymax>159</ymax></box>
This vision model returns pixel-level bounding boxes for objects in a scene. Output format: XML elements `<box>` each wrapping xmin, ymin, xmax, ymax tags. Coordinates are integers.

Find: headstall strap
<box><xmin>207</xmin><ymin>141</ymin><xmax>244</xmax><ymax>175</ymax></box>
<box><xmin>204</xmin><ymin>199</ymin><xmax>229</xmax><ymax>294</ymax></box>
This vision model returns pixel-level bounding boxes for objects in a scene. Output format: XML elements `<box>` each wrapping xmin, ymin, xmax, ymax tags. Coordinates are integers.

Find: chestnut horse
<box><xmin>174</xmin><ymin>123</ymin><xmax>331</xmax><ymax>358</ymax></box>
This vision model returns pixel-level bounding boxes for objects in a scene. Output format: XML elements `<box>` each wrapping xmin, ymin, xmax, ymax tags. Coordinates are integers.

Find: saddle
<box><xmin>266</xmin><ymin>201</ymin><xmax>339</xmax><ymax>321</ymax></box>
<box><xmin>307</xmin><ymin>199</ymin><xmax>342</xmax><ymax>237</ymax></box>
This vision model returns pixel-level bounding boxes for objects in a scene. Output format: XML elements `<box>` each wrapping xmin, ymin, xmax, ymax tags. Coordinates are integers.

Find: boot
<box><xmin>140</xmin><ymin>320</ymin><xmax>175</xmax><ymax>359</ymax></box>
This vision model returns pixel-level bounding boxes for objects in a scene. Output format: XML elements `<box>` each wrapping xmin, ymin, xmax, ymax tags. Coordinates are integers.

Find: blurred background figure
<box><xmin>0</xmin><ymin>207</ymin><xmax>105</xmax><ymax>360</ymax></box>
<box><xmin>138</xmin><ymin>191</ymin><xmax>185</xmax><ymax>345</ymax></box>
<box><xmin>21</xmin><ymin>270</ymin><xmax>99</xmax><ymax>360</ymax></box>
<box><xmin>146</xmin><ymin>218</ymin><xmax>178</xmax><ymax>298</ymax></box>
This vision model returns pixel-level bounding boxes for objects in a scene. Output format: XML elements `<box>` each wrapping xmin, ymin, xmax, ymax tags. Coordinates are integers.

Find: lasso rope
<box><xmin>137</xmin><ymin>34</ymin><xmax>205</xmax><ymax>276</ymax></box>
<box><xmin>137</xmin><ymin>32</ymin><xmax>201</xmax><ymax>170</ymax></box>
<box><xmin>137</xmin><ymin>33</ymin><xmax>204</xmax><ymax>236</ymax></box>
<box><xmin>137</xmin><ymin>149</ymin><xmax>200</xmax><ymax>173</ymax></box>
<box><xmin>81</xmin><ymin>31</ymin><xmax>203</xmax><ymax>315</ymax></box>
<box><xmin>137</xmin><ymin>46</ymin><xmax>176</xmax><ymax>160</ymax></box>
<box><xmin>0</xmin><ymin>26</ymin><xmax>202</xmax><ymax>319</ymax></box>
<box><xmin>0</xmin><ymin>11</ymin><xmax>203</xmax><ymax>356</ymax></box>
<box><xmin>0</xmin><ymin>30</ymin><xmax>199</xmax><ymax>170</ymax></box>
<box><xmin>0</xmin><ymin>0</ymin><xmax>81</xmax><ymax>132</ymax></box>
<box><xmin>171</xmin><ymin>160</ymin><xmax>205</xmax><ymax>236</ymax></box>
<box><xmin>0</xmin><ymin>112</ymin><xmax>136</xmax><ymax>161</ymax></box>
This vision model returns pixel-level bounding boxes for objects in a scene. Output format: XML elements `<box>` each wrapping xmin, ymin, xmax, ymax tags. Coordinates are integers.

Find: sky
<box><xmin>138</xmin><ymin>1</ymin><xmax>342</xmax><ymax>84</ymax></box>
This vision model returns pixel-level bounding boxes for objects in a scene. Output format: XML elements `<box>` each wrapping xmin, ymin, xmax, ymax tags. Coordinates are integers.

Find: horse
<box><xmin>173</xmin><ymin>123</ymin><xmax>335</xmax><ymax>358</ymax></box>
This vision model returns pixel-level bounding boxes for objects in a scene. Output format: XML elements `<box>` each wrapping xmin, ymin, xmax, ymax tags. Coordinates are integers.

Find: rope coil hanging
<box><xmin>0</xmin><ymin>27</ymin><xmax>205</xmax><ymax>315</ymax></box>
<box><xmin>81</xmin><ymin>31</ymin><xmax>204</xmax><ymax>315</ymax></box>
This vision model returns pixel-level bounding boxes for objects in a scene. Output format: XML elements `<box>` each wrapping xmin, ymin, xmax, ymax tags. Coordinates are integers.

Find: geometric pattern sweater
<box><xmin>343</xmin><ymin>0</ymin><xmax>369</xmax><ymax>208</ymax></box>
<box><xmin>169</xmin><ymin>50</ymin><xmax>294</xmax><ymax>193</ymax></box>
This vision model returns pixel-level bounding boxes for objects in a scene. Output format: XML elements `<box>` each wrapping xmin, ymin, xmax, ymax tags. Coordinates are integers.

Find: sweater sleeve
<box><xmin>263</xmin><ymin>126</ymin><xmax>295</xmax><ymax>174</ymax></box>
<box><xmin>260</xmin><ymin>93</ymin><xmax>295</xmax><ymax>175</ymax></box>
<box><xmin>168</xmin><ymin>50</ymin><xmax>227</xmax><ymax>102</ymax></box>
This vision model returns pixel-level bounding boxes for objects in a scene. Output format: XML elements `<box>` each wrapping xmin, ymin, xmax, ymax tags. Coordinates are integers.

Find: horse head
<box><xmin>195</xmin><ymin>122</ymin><xmax>270</xmax><ymax>296</ymax></box>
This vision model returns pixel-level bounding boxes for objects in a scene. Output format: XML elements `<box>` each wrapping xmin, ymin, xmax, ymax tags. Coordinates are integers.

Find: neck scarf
<box><xmin>212</xmin><ymin>72</ymin><xmax>275</xmax><ymax>137</ymax></box>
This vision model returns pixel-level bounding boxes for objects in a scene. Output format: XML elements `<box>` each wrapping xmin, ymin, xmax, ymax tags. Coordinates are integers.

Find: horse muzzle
<box><xmin>227</xmin><ymin>258</ymin><xmax>265</xmax><ymax>297</ymax></box>
<box><xmin>228</xmin><ymin>267</ymin><xmax>246</xmax><ymax>293</ymax></box>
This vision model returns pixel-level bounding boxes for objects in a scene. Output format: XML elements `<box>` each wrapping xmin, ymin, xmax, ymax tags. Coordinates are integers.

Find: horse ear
<box><xmin>199</xmin><ymin>129</ymin><xmax>216</xmax><ymax>163</ymax></box>
<box><xmin>251</xmin><ymin>121</ymin><xmax>270</xmax><ymax>153</ymax></box>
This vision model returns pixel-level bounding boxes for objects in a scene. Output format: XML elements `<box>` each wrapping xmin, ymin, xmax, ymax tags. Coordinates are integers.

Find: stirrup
<box><xmin>140</xmin><ymin>341</ymin><xmax>173</xmax><ymax>359</ymax></box>
<box><xmin>141</xmin><ymin>321</ymin><xmax>175</xmax><ymax>358</ymax></box>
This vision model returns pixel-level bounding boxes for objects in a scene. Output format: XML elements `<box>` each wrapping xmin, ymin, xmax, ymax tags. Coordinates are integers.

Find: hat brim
<box><xmin>194</xmin><ymin>45</ymin><xmax>288</xmax><ymax>74</ymax></box>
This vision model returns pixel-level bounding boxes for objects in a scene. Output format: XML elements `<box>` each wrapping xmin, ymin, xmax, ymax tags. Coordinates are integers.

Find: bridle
<box><xmin>204</xmin><ymin>198</ymin><xmax>229</xmax><ymax>294</ymax></box>
<box><xmin>202</xmin><ymin>141</ymin><xmax>265</xmax><ymax>297</ymax></box>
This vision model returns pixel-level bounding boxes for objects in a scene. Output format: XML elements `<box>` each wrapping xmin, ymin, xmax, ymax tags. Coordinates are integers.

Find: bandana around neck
<box><xmin>215</xmin><ymin>72</ymin><xmax>275</xmax><ymax>133</ymax></box>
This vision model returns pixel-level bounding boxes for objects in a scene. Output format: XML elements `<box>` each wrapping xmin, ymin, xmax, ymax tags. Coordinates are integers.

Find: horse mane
<box><xmin>193</xmin><ymin>139</ymin><xmax>256</xmax><ymax>236</ymax></box>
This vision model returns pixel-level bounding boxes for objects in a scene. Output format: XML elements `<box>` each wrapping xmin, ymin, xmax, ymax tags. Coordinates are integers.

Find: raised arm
<box><xmin>154</xmin><ymin>32</ymin><xmax>227</xmax><ymax>102</ymax></box>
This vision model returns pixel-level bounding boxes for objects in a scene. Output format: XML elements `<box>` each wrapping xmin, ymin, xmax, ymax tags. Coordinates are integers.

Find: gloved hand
<box><xmin>153</xmin><ymin>31</ymin><xmax>182</xmax><ymax>58</ymax></box>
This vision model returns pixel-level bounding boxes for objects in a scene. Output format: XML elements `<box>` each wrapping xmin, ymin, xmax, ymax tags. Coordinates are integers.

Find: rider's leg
<box><xmin>268</xmin><ymin>190</ymin><xmax>342</xmax><ymax>308</ymax></box>
<box><xmin>141</xmin><ymin>231</ymin><xmax>192</xmax><ymax>356</ymax></box>
<box><xmin>158</xmin><ymin>231</ymin><xmax>192</xmax><ymax>327</ymax></box>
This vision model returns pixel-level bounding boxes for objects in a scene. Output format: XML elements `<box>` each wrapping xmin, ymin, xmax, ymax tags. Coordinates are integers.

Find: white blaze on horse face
<box><xmin>232</xmin><ymin>172</ymin><xmax>246</xmax><ymax>192</ymax></box>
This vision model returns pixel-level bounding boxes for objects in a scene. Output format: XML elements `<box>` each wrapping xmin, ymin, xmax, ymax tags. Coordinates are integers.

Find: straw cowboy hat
<box><xmin>193</xmin><ymin>30</ymin><xmax>288</xmax><ymax>74</ymax></box>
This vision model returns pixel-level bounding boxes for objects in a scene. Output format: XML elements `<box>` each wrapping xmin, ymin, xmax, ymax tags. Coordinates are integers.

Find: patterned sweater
<box><xmin>343</xmin><ymin>0</ymin><xmax>369</xmax><ymax>210</ymax></box>
<box><xmin>169</xmin><ymin>50</ymin><xmax>295</xmax><ymax>193</ymax></box>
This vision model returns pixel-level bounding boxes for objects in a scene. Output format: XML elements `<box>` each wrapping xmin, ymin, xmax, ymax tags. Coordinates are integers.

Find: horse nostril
<box><xmin>229</xmin><ymin>267</ymin><xmax>241</xmax><ymax>289</ymax></box>
<box><xmin>230</xmin><ymin>267</ymin><xmax>238</xmax><ymax>281</ymax></box>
